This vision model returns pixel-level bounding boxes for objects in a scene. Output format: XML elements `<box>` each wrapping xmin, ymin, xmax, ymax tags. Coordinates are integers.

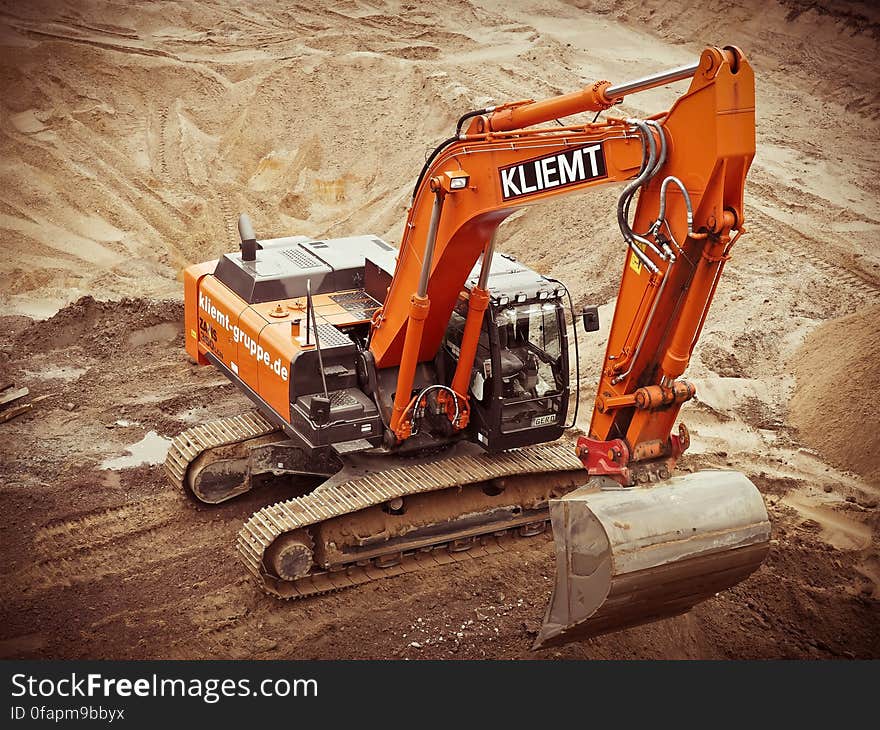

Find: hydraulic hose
<box><xmin>408</xmin><ymin>384</ymin><xmax>462</xmax><ymax>435</ymax></box>
<box><xmin>652</xmin><ymin>175</ymin><xmax>695</xmax><ymax>240</ymax></box>
<box><xmin>617</xmin><ymin>120</ymin><xmax>660</xmax><ymax>273</ymax></box>
<box><xmin>411</xmin><ymin>136</ymin><xmax>458</xmax><ymax>200</ymax></box>
<box><xmin>455</xmin><ymin>106</ymin><xmax>495</xmax><ymax>136</ymax></box>
<box><xmin>411</xmin><ymin>107</ymin><xmax>495</xmax><ymax>200</ymax></box>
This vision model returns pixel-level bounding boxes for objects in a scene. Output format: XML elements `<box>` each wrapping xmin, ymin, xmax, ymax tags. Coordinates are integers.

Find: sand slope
<box><xmin>791</xmin><ymin>304</ymin><xmax>880</xmax><ymax>485</ymax></box>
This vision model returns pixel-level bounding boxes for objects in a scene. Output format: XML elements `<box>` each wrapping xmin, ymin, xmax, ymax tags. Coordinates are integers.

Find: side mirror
<box><xmin>582</xmin><ymin>306</ymin><xmax>600</xmax><ymax>333</ymax></box>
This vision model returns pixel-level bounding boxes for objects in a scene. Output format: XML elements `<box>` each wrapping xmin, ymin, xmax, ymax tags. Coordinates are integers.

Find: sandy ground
<box><xmin>0</xmin><ymin>0</ymin><xmax>878</xmax><ymax>659</ymax></box>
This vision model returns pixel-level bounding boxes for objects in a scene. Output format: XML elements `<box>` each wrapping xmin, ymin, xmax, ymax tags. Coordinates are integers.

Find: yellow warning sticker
<box><xmin>629</xmin><ymin>252</ymin><xmax>642</xmax><ymax>275</ymax></box>
<box><xmin>629</xmin><ymin>242</ymin><xmax>647</xmax><ymax>275</ymax></box>
<box><xmin>190</xmin><ymin>329</ymin><xmax>197</xmax><ymax>339</ymax></box>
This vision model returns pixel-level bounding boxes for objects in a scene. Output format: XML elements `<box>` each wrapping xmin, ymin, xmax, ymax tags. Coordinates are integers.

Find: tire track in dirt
<box><xmin>59</xmin><ymin>125</ymin><xmax>193</xmax><ymax>264</ymax></box>
<box><xmin>209</xmin><ymin>5</ymin><xmax>294</xmax><ymax>45</ymax></box>
<box><xmin>157</xmin><ymin>105</ymin><xmax>170</xmax><ymax>178</ymax></box>
<box><xmin>34</xmin><ymin>492</ymin><xmax>183</xmax><ymax>560</ymax></box>
<box><xmin>18</xmin><ymin>530</ymin><xmax>214</xmax><ymax>595</ymax></box>
<box><xmin>60</xmin><ymin>20</ymin><xmax>139</xmax><ymax>40</ymax></box>
<box><xmin>5</xmin><ymin>22</ymin><xmax>181</xmax><ymax>61</ymax></box>
<box><xmin>217</xmin><ymin>190</ymin><xmax>237</xmax><ymax>246</ymax></box>
<box><xmin>9</xmin><ymin>491</ymin><xmax>236</xmax><ymax>596</ymax></box>
<box><xmin>64</xmin><ymin>125</ymin><xmax>185</xmax><ymax>222</ymax></box>
<box><xmin>227</xmin><ymin>8</ymin><xmax>279</xmax><ymax>34</ymax></box>
<box><xmin>747</xmin><ymin>209</ymin><xmax>880</xmax><ymax>304</ymax></box>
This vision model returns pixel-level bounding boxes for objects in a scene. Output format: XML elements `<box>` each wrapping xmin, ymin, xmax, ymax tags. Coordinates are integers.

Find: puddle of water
<box><xmin>127</xmin><ymin>322</ymin><xmax>178</xmax><ymax>348</ymax></box>
<box><xmin>782</xmin><ymin>492</ymin><xmax>872</xmax><ymax>551</ymax></box>
<box><xmin>102</xmin><ymin>431</ymin><xmax>171</xmax><ymax>470</ymax></box>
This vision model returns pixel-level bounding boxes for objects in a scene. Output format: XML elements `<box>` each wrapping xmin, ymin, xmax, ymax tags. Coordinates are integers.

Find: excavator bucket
<box><xmin>534</xmin><ymin>470</ymin><xmax>770</xmax><ymax>650</ymax></box>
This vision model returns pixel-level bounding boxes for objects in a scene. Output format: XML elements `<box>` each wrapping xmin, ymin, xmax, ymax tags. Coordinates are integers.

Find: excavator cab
<box><xmin>441</xmin><ymin>254</ymin><xmax>570</xmax><ymax>452</ymax></box>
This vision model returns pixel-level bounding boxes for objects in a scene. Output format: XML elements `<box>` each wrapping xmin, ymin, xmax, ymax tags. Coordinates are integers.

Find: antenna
<box><xmin>306</xmin><ymin>279</ymin><xmax>329</xmax><ymax>400</ymax></box>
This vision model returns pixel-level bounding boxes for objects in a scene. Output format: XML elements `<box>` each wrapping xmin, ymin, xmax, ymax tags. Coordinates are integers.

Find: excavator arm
<box><xmin>583</xmin><ymin>46</ymin><xmax>754</xmax><ymax>485</ymax></box>
<box><xmin>369</xmin><ymin>109</ymin><xmax>646</xmax><ymax>438</ymax></box>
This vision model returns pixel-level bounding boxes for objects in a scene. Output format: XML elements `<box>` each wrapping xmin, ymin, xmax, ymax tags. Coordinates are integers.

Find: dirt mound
<box><xmin>790</xmin><ymin>304</ymin><xmax>880</xmax><ymax>485</ymax></box>
<box><xmin>13</xmin><ymin>295</ymin><xmax>183</xmax><ymax>358</ymax></box>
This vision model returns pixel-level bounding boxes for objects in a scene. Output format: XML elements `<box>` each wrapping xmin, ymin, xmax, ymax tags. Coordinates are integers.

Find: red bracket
<box><xmin>575</xmin><ymin>435</ymin><xmax>631</xmax><ymax>486</ymax></box>
<box><xmin>576</xmin><ymin>422</ymin><xmax>691</xmax><ymax>487</ymax></box>
<box><xmin>669</xmin><ymin>422</ymin><xmax>690</xmax><ymax>459</ymax></box>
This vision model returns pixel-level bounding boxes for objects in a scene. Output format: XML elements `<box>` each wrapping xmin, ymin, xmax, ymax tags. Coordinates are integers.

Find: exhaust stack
<box><xmin>238</xmin><ymin>213</ymin><xmax>257</xmax><ymax>262</ymax></box>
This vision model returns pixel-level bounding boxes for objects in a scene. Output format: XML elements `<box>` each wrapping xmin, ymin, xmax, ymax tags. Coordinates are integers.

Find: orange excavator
<box><xmin>166</xmin><ymin>45</ymin><xmax>770</xmax><ymax>648</ymax></box>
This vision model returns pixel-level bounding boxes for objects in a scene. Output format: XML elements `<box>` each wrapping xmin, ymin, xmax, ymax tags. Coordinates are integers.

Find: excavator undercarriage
<box><xmin>165</xmin><ymin>45</ymin><xmax>771</xmax><ymax>648</ymax></box>
<box><xmin>167</xmin><ymin>413</ymin><xmax>588</xmax><ymax>597</ymax></box>
<box><xmin>166</xmin><ymin>411</ymin><xmax>769</xmax><ymax>648</ymax></box>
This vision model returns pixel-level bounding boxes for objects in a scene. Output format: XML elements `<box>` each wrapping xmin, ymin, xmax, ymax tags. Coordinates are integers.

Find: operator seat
<box><xmin>499</xmin><ymin>349</ymin><xmax>525</xmax><ymax>379</ymax></box>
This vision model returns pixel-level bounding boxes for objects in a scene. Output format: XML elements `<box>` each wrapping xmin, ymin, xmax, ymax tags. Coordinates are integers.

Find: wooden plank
<box><xmin>0</xmin><ymin>403</ymin><xmax>32</xmax><ymax>423</ymax></box>
<box><xmin>0</xmin><ymin>386</ymin><xmax>29</xmax><ymax>407</ymax></box>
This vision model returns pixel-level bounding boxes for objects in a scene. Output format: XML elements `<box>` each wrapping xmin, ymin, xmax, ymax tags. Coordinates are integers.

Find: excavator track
<box><xmin>237</xmin><ymin>442</ymin><xmax>585</xmax><ymax>600</ymax></box>
<box><xmin>164</xmin><ymin>410</ymin><xmax>280</xmax><ymax>500</ymax></box>
<box><xmin>165</xmin><ymin>412</ymin><xmax>587</xmax><ymax>600</ymax></box>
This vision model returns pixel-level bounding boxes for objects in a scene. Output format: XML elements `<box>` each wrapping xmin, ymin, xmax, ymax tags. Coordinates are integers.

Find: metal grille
<box><xmin>330</xmin><ymin>390</ymin><xmax>359</xmax><ymax>407</ymax></box>
<box><xmin>279</xmin><ymin>246</ymin><xmax>324</xmax><ymax>269</ymax></box>
<box><xmin>307</xmin><ymin>323</ymin><xmax>352</xmax><ymax>349</ymax></box>
<box><xmin>329</xmin><ymin>290</ymin><xmax>381</xmax><ymax>321</ymax></box>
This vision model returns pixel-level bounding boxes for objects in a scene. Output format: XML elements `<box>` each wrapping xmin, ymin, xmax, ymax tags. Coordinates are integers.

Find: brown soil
<box><xmin>1</xmin><ymin>0</ymin><xmax>879</xmax><ymax>659</ymax></box>
<box><xmin>790</xmin><ymin>304</ymin><xmax>880</xmax><ymax>485</ymax></box>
